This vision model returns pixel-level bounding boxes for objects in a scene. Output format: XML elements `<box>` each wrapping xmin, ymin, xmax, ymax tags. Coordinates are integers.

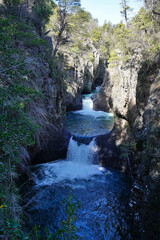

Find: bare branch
<box><xmin>152</xmin><ymin>10</ymin><xmax>160</xmax><ymax>15</ymax></box>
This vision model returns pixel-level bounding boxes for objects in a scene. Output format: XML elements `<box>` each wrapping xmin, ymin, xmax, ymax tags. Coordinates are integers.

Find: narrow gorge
<box><xmin>0</xmin><ymin>0</ymin><xmax>159</xmax><ymax>239</ymax></box>
<box><xmin>24</xmin><ymin>91</ymin><xmax>131</xmax><ymax>239</ymax></box>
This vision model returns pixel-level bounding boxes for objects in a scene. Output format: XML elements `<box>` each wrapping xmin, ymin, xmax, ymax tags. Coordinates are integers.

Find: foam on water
<box><xmin>74</xmin><ymin>109</ymin><xmax>113</xmax><ymax>118</ymax></box>
<box><xmin>33</xmin><ymin>161</ymin><xmax>105</xmax><ymax>186</ymax></box>
<box><xmin>76</xmin><ymin>93</ymin><xmax>113</xmax><ymax>118</ymax></box>
<box><xmin>67</xmin><ymin>137</ymin><xmax>98</xmax><ymax>164</ymax></box>
<box><xmin>82</xmin><ymin>97</ymin><xmax>93</xmax><ymax>111</ymax></box>
<box><xmin>33</xmin><ymin>137</ymin><xmax>109</xmax><ymax>187</ymax></box>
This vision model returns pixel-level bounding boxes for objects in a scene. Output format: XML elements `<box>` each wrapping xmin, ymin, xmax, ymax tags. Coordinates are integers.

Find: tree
<box><xmin>145</xmin><ymin>0</ymin><xmax>156</xmax><ymax>10</ymax></box>
<box><xmin>113</xmin><ymin>22</ymin><xmax>129</xmax><ymax>52</ymax></box>
<box><xmin>120</xmin><ymin>0</ymin><xmax>132</xmax><ymax>26</ymax></box>
<box><xmin>52</xmin><ymin>0</ymin><xmax>81</xmax><ymax>58</ymax></box>
<box><xmin>2</xmin><ymin>0</ymin><xmax>23</xmax><ymax>14</ymax></box>
<box><xmin>144</xmin><ymin>0</ymin><xmax>160</xmax><ymax>16</ymax></box>
<box><xmin>132</xmin><ymin>7</ymin><xmax>152</xmax><ymax>33</ymax></box>
<box><xmin>34</xmin><ymin>0</ymin><xmax>56</xmax><ymax>24</ymax></box>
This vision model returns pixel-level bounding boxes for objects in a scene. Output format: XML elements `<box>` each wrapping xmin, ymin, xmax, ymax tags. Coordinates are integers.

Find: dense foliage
<box><xmin>0</xmin><ymin>14</ymin><xmax>46</xmax><ymax>239</ymax></box>
<box><xmin>96</xmin><ymin>7</ymin><xmax>160</xmax><ymax>64</ymax></box>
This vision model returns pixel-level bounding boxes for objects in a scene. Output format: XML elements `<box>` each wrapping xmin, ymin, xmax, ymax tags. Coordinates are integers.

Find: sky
<box><xmin>81</xmin><ymin>0</ymin><xmax>144</xmax><ymax>25</ymax></box>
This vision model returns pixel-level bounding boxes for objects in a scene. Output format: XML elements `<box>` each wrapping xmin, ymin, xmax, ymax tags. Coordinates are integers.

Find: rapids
<box><xmin>23</xmin><ymin>87</ymin><xmax>131</xmax><ymax>239</ymax></box>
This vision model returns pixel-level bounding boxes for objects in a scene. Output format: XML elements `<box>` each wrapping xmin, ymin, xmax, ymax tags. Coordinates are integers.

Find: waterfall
<box><xmin>67</xmin><ymin>137</ymin><xmax>98</xmax><ymax>165</ymax></box>
<box><xmin>82</xmin><ymin>97</ymin><xmax>93</xmax><ymax>111</ymax></box>
<box><xmin>33</xmin><ymin>137</ymin><xmax>99</xmax><ymax>185</ymax></box>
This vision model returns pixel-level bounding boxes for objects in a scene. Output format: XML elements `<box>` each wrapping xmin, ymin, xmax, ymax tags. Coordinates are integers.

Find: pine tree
<box><xmin>53</xmin><ymin>0</ymin><xmax>81</xmax><ymax>58</ymax></box>
<box><xmin>120</xmin><ymin>0</ymin><xmax>132</xmax><ymax>26</ymax></box>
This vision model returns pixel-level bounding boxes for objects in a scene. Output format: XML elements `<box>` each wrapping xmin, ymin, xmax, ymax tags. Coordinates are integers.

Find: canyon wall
<box><xmin>17</xmin><ymin>19</ymin><xmax>104</xmax><ymax>165</ymax></box>
<box><xmin>94</xmin><ymin>51</ymin><xmax>160</xmax><ymax>238</ymax></box>
<box><xmin>47</xmin><ymin>29</ymin><xmax>104</xmax><ymax>111</ymax></box>
<box><xmin>17</xmin><ymin>34</ymin><xmax>67</xmax><ymax>166</ymax></box>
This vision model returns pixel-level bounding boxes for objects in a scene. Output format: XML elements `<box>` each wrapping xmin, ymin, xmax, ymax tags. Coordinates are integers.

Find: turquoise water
<box><xmin>66</xmin><ymin>90</ymin><xmax>114</xmax><ymax>137</ymax></box>
<box><xmin>66</xmin><ymin>111</ymin><xmax>114</xmax><ymax>136</ymax></box>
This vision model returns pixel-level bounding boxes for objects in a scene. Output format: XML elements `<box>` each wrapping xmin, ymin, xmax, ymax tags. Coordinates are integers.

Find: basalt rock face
<box><xmin>17</xmin><ymin>32</ymin><xmax>67</xmax><ymax>167</ymax></box>
<box><xmin>129</xmin><ymin>59</ymin><xmax>160</xmax><ymax>239</ymax></box>
<box><xmin>93</xmin><ymin>51</ymin><xmax>142</xmax><ymax>120</ymax></box>
<box><xmin>93</xmin><ymin>52</ymin><xmax>141</xmax><ymax>171</ymax></box>
<box><xmin>96</xmin><ymin>117</ymin><xmax>133</xmax><ymax>172</ymax></box>
<box><xmin>46</xmin><ymin>29</ymin><xmax>104</xmax><ymax>112</ymax></box>
<box><xmin>0</xmin><ymin>1</ymin><xmax>68</xmax><ymax>165</ymax></box>
<box><xmin>63</xmin><ymin>47</ymin><xmax>103</xmax><ymax>111</ymax></box>
<box><xmin>94</xmin><ymin>51</ymin><xmax>160</xmax><ymax>238</ymax></box>
<box><xmin>51</xmin><ymin>40</ymin><xmax>104</xmax><ymax>111</ymax></box>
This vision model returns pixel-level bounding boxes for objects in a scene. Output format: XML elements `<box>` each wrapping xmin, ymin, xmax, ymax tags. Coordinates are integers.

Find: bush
<box><xmin>34</xmin><ymin>0</ymin><xmax>56</xmax><ymax>24</ymax></box>
<box><xmin>2</xmin><ymin>0</ymin><xmax>23</xmax><ymax>15</ymax></box>
<box><xmin>0</xmin><ymin>15</ymin><xmax>41</xmax><ymax>239</ymax></box>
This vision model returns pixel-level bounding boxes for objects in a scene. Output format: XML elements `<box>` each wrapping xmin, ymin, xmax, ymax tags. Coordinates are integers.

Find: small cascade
<box><xmin>82</xmin><ymin>97</ymin><xmax>93</xmax><ymax>111</ymax></box>
<box><xmin>66</xmin><ymin>88</ymin><xmax>114</xmax><ymax>136</ymax></box>
<box><xmin>82</xmin><ymin>86</ymin><xmax>100</xmax><ymax>111</ymax></box>
<box><xmin>67</xmin><ymin>136</ymin><xmax>98</xmax><ymax>165</ymax></box>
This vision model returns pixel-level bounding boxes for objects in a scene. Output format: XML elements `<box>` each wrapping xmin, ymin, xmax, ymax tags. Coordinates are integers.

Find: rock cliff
<box><xmin>26</xmin><ymin>53</ymin><xmax>67</xmax><ymax>164</ymax></box>
<box><xmin>8</xmin><ymin>2</ymin><xmax>104</xmax><ymax>165</ymax></box>
<box><xmin>16</xmin><ymin>27</ymin><xmax>67</xmax><ymax>165</ymax></box>
<box><xmin>63</xmin><ymin>47</ymin><xmax>101</xmax><ymax>111</ymax></box>
<box><xmin>46</xmin><ymin>29</ymin><xmax>104</xmax><ymax>111</ymax></box>
<box><xmin>94</xmin><ymin>50</ymin><xmax>142</xmax><ymax>120</ymax></box>
<box><xmin>94</xmin><ymin>51</ymin><xmax>160</xmax><ymax>238</ymax></box>
<box><xmin>61</xmin><ymin>45</ymin><xmax>103</xmax><ymax>111</ymax></box>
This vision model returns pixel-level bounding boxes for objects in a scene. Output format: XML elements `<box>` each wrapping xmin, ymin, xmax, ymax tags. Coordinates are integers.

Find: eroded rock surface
<box><xmin>47</xmin><ymin>30</ymin><xmax>104</xmax><ymax>111</ymax></box>
<box><xmin>94</xmin><ymin>51</ymin><xmax>160</xmax><ymax>238</ymax></box>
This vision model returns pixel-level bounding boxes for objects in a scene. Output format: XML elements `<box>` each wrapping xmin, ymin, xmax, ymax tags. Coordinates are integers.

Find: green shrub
<box><xmin>34</xmin><ymin>0</ymin><xmax>56</xmax><ymax>24</ymax></box>
<box><xmin>0</xmin><ymin>15</ymin><xmax>41</xmax><ymax>239</ymax></box>
<box><xmin>88</xmin><ymin>52</ymin><xmax>94</xmax><ymax>63</ymax></box>
<box><xmin>108</xmin><ymin>50</ymin><xmax>120</xmax><ymax>63</ymax></box>
<box><xmin>3</xmin><ymin>0</ymin><xmax>23</xmax><ymax>15</ymax></box>
<box><xmin>54</xmin><ymin>191</ymin><xmax>80</xmax><ymax>240</ymax></box>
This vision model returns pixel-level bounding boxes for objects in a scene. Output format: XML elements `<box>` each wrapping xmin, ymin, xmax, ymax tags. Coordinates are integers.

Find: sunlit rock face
<box><xmin>92</xmin><ymin>52</ymin><xmax>141</xmax><ymax>167</ymax></box>
<box><xmin>93</xmin><ymin>51</ymin><xmax>142</xmax><ymax>123</ymax></box>
<box><xmin>63</xmin><ymin>49</ymin><xmax>100</xmax><ymax>111</ymax></box>
<box><xmin>94</xmin><ymin>50</ymin><xmax>160</xmax><ymax>237</ymax></box>
<box><xmin>46</xmin><ymin>23</ymin><xmax>105</xmax><ymax>112</ymax></box>
<box><xmin>58</xmin><ymin>43</ymin><xmax>104</xmax><ymax>111</ymax></box>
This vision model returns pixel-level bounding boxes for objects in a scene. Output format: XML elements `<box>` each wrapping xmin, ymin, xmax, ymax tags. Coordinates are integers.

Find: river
<box><xmin>23</xmin><ymin>88</ymin><xmax>132</xmax><ymax>239</ymax></box>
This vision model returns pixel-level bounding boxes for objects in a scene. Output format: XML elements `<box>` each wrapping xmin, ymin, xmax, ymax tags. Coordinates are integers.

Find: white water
<box><xmin>95</xmin><ymin>86</ymin><xmax>101</xmax><ymax>92</ymax></box>
<box><xmin>75</xmin><ymin>92</ymin><xmax>113</xmax><ymax>118</ymax></box>
<box><xmin>27</xmin><ymin>86</ymin><xmax>131</xmax><ymax>240</ymax></box>
<box><xmin>34</xmin><ymin>137</ymin><xmax>107</xmax><ymax>186</ymax></box>
<box><xmin>34</xmin><ymin>88</ymin><xmax>113</xmax><ymax>186</ymax></box>
<box><xmin>66</xmin><ymin>88</ymin><xmax>114</xmax><ymax>136</ymax></box>
<box><xmin>80</xmin><ymin>87</ymin><xmax>113</xmax><ymax>119</ymax></box>
<box><xmin>67</xmin><ymin>137</ymin><xmax>98</xmax><ymax>164</ymax></box>
<box><xmin>82</xmin><ymin>98</ymin><xmax>93</xmax><ymax>111</ymax></box>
